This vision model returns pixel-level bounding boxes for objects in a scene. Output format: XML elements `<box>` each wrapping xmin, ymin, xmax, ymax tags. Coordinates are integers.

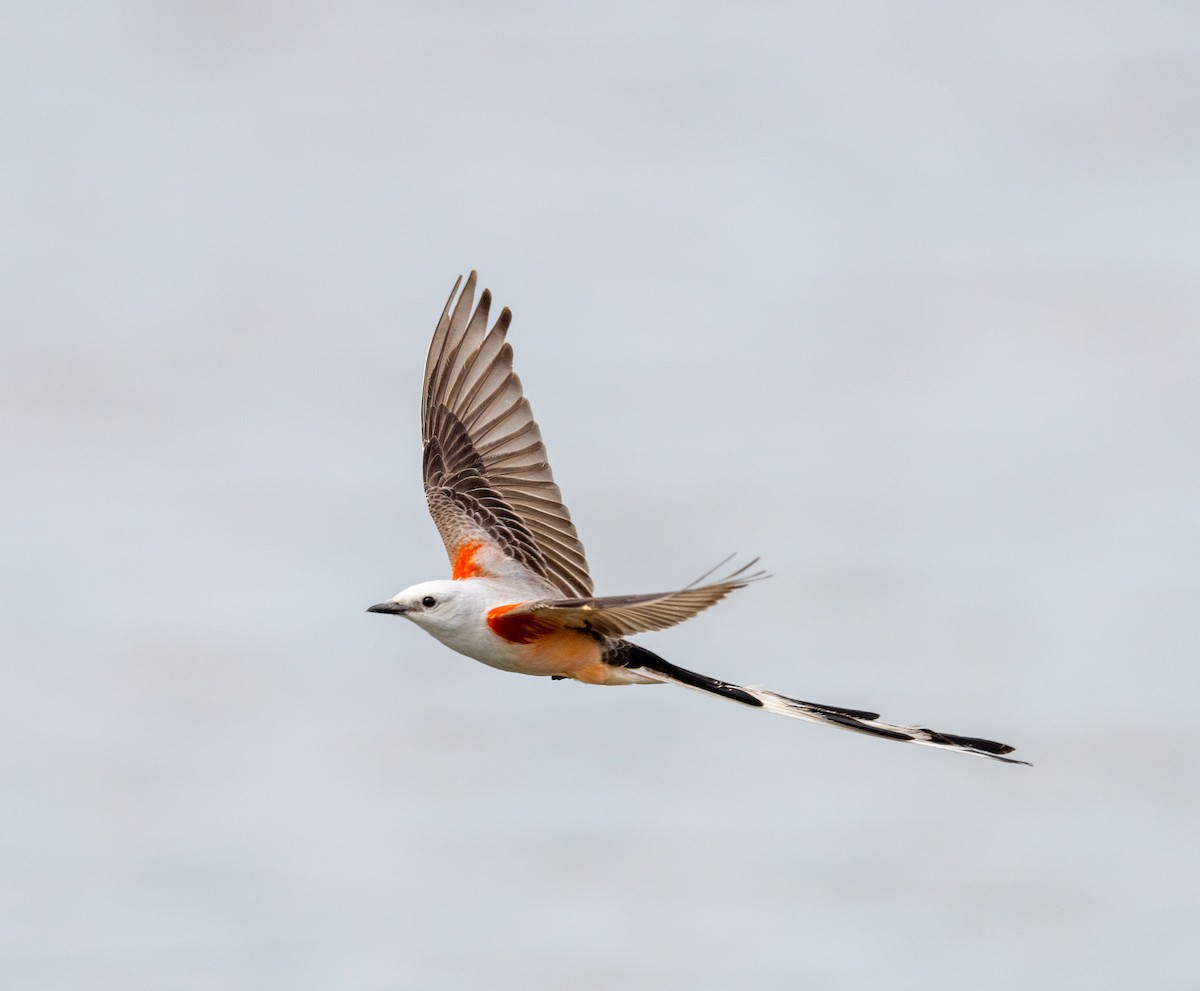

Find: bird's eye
<box><xmin>421</xmin><ymin>595</ymin><xmax>437</xmax><ymax>608</ymax></box>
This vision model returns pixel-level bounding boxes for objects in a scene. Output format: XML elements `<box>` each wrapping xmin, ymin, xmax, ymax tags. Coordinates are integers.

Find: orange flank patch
<box><xmin>485</xmin><ymin>617</ymin><xmax>609</xmax><ymax>681</ymax></box>
<box><xmin>451</xmin><ymin>541</ymin><xmax>485</xmax><ymax>580</ymax></box>
<box><xmin>569</xmin><ymin>661</ymin><xmax>621</xmax><ymax>685</ymax></box>
<box><xmin>486</xmin><ymin>603</ymin><xmax>562</xmax><ymax>645</ymax></box>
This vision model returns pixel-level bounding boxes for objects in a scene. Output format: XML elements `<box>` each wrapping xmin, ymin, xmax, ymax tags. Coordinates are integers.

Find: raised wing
<box><xmin>487</xmin><ymin>560</ymin><xmax>765</xmax><ymax>641</ymax></box>
<box><xmin>422</xmin><ymin>272</ymin><xmax>592</xmax><ymax>597</ymax></box>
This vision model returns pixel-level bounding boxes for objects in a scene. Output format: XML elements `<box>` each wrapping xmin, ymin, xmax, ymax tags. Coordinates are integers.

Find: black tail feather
<box><xmin>606</xmin><ymin>640</ymin><xmax>1028</xmax><ymax>765</ymax></box>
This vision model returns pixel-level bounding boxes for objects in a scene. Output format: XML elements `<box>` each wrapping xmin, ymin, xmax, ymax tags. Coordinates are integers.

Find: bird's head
<box><xmin>366</xmin><ymin>580</ymin><xmax>472</xmax><ymax>636</ymax></box>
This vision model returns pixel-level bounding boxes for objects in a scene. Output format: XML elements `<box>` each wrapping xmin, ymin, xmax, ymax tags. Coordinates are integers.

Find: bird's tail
<box><xmin>610</xmin><ymin>641</ymin><xmax>1029</xmax><ymax>765</ymax></box>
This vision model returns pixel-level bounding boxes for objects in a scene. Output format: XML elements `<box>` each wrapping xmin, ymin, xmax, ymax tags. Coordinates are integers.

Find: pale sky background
<box><xmin>2</xmin><ymin>3</ymin><xmax>1198</xmax><ymax>989</ymax></box>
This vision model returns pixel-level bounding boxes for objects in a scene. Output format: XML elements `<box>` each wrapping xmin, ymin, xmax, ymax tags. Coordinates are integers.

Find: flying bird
<box><xmin>368</xmin><ymin>273</ymin><xmax>1027</xmax><ymax>764</ymax></box>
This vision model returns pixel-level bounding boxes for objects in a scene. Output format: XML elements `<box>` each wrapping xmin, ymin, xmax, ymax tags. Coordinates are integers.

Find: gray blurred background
<box><xmin>2</xmin><ymin>2</ymin><xmax>1197</xmax><ymax>988</ymax></box>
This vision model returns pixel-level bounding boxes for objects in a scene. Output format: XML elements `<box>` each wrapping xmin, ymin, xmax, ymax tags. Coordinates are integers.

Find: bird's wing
<box><xmin>487</xmin><ymin>560</ymin><xmax>765</xmax><ymax>640</ymax></box>
<box><xmin>422</xmin><ymin>272</ymin><xmax>592</xmax><ymax>597</ymax></box>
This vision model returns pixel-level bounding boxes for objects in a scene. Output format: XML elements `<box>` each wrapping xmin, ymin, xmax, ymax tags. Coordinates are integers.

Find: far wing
<box><xmin>422</xmin><ymin>272</ymin><xmax>592</xmax><ymax>596</ymax></box>
<box><xmin>488</xmin><ymin>561</ymin><xmax>765</xmax><ymax>640</ymax></box>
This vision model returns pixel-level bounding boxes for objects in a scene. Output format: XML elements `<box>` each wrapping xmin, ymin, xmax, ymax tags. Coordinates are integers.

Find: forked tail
<box><xmin>608</xmin><ymin>641</ymin><xmax>1029</xmax><ymax>765</ymax></box>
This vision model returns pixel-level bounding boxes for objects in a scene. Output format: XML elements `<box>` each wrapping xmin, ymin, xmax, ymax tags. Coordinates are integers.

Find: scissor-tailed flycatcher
<box><xmin>369</xmin><ymin>273</ymin><xmax>1027</xmax><ymax>764</ymax></box>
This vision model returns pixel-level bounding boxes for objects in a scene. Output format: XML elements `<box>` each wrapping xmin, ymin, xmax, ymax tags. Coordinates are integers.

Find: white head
<box><xmin>366</xmin><ymin>580</ymin><xmax>480</xmax><ymax>646</ymax></box>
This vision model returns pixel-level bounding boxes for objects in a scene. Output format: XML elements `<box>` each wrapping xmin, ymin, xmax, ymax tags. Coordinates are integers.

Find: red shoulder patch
<box><xmin>452</xmin><ymin>541</ymin><xmax>485</xmax><ymax>580</ymax></box>
<box><xmin>487</xmin><ymin>604</ymin><xmax>561</xmax><ymax>644</ymax></box>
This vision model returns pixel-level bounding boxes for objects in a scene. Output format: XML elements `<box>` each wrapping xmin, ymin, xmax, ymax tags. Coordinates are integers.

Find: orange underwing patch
<box><xmin>452</xmin><ymin>541</ymin><xmax>485</xmax><ymax>580</ymax></box>
<box><xmin>487</xmin><ymin>603</ymin><xmax>561</xmax><ymax>644</ymax></box>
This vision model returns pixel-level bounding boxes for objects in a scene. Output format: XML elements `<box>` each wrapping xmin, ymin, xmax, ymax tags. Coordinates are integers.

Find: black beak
<box><xmin>367</xmin><ymin>601</ymin><xmax>407</xmax><ymax>615</ymax></box>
